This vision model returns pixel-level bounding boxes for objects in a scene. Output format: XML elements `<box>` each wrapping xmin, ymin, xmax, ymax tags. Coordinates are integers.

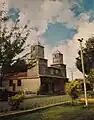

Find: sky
<box><xmin>1</xmin><ymin>0</ymin><xmax>94</xmax><ymax>80</ymax></box>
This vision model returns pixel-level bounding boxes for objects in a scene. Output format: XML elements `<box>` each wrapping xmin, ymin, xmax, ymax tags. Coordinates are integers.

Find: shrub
<box><xmin>8</xmin><ymin>94</ymin><xmax>24</xmax><ymax>110</ymax></box>
<box><xmin>65</xmin><ymin>80</ymin><xmax>82</xmax><ymax>104</ymax></box>
<box><xmin>88</xmin><ymin>91</ymin><xmax>94</xmax><ymax>98</ymax></box>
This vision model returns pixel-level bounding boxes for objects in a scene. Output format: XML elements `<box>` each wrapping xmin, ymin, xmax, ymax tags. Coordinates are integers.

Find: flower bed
<box><xmin>80</xmin><ymin>98</ymin><xmax>94</xmax><ymax>103</ymax></box>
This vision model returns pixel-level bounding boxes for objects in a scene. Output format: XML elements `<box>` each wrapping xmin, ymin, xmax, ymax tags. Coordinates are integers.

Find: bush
<box><xmin>88</xmin><ymin>91</ymin><xmax>94</xmax><ymax>98</ymax></box>
<box><xmin>8</xmin><ymin>94</ymin><xmax>24</xmax><ymax>110</ymax></box>
<box><xmin>65</xmin><ymin>80</ymin><xmax>82</xmax><ymax>104</ymax></box>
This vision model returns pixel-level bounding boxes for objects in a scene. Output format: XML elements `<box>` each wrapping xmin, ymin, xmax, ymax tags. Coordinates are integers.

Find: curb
<box><xmin>0</xmin><ymin>101</ymin><xmax>70</xmax><ymax>119</ymax></box>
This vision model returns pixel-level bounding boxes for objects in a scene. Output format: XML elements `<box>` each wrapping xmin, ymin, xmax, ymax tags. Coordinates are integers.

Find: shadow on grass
<box><xmin>1</xmin><ymin>112</ymin><xmax>44</xmax><ymax>120</ymax></box>
<box><xmin>1</xmin><ymin>102</ymin><xmax>94</xmax><ymax>120</ymax></box>
<box><xmin>74</xmin><ymin>115</ymin><xmax>94</xmax><ymax>120</ymax></box>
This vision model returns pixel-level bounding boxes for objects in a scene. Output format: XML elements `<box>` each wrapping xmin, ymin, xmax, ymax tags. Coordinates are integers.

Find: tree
<box><xmin>86</xmin><ymin>69</ymin><xmax>94</xmax><ymax>91</ymax></box>
<box><xmin>12</xmin><ymin>59</ymin><xmax>28</xmax><ymax>73</ymax></box>
<box><xmin>76</xmin><ymin>37</ymin><xmax>94</xmax><ymax>75</ymax></box>
<box><xmin>65</xmin><ymin>80</ymin><xmax>82</xmax><ymax>104</ymax></box>
<box><xmin>0</xmin><ymin>3</ymin><xmax>32</xmax><ymax>86</ymax></box>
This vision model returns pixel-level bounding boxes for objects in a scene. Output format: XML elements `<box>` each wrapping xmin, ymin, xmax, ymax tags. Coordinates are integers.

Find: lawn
<box><xmin>2</xmin><ymin>103</ymin><xmax>94</xmax><ymax>120</ymax></box>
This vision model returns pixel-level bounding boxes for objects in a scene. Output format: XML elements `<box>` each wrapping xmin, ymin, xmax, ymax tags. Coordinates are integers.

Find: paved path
<box><xmin>0</xmin><ymin>101</ymin><xmax>9</xmax><ymax>112</ymax></box>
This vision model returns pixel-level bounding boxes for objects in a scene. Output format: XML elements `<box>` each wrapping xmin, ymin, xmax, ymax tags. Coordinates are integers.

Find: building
<box><xmin>2</xmin><ymin>42</ymin><xmax>68</xmax><ymax>95</ymax></box>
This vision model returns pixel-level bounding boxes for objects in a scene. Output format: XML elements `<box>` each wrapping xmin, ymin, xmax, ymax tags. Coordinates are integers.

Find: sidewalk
<box><xmin>0</xmin><ymin>101</ymin><xmax>9</xmax><ymax>112</ymax></box>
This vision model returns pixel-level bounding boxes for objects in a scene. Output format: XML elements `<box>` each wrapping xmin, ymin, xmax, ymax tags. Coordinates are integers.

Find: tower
<box><xmin>51</xmin><ymin>50</ymin><xmax>66</xmax><ymax>78</ymax></box>
<box><xmin>52</xmin><ymin>50</ymin><xmax>63</xmax><ymax>64</ymax></box>
<box><xmin>27</xmin><ymin>41</ymin><xmax>47</xmax><ymax>77</ymax></box>
<box><xmin>31</xmin><ymin>41</ymin><xmax>44</xmax><ymax>59</ymax></box>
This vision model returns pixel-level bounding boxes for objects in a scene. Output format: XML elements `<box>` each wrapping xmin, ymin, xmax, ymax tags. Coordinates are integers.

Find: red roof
<box><xmin>11</xmin><ymin>72</ymin><xmax>27</xmax><ymax>77</ymax></box>
<box><xmin>4</xmin><ymin>72</ymin><xmax>27</xmax><ymax>79</ymax></box>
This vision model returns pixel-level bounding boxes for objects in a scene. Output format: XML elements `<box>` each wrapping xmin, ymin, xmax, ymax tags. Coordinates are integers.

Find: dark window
<box><xmin>56</xmin><ymin>69</ymin><xmax>59</xmax><ymax>75</ymax></box>
<box><xmin>54</xmin><ymin>54</ymin><xmax>56</xmax><ymax>58</ymax></box>
<box><xmin>32</xmin><ymin>46</ymin><xmax>35</xmax><ymax>51</ymax></box>
<box><xmin>50</xmin><ymin>69</ymin><xmax>54</xmax><ymax>75</ymax></box>
<box><xmin>9</xmin><ymin>80</ymin><xmax>13</xmax><ymax>86</ymax></box>
<box><xmin>17</xmin><ymin>80</ymin><xmax>21</xmax><ymax>86</ymax></box>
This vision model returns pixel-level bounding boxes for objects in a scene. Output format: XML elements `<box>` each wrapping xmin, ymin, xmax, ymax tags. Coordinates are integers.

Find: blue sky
<box><xmin>71</xmin><ymin>0</ymin><xmax>94</xmax><ymax>16</ymax></box>
<box><xmin>44</xmin><ymin>0</ymin><xmax>94</xmax><ymax>44</ymax></box>
<box><xmin>43</xmin><ymin>0</ymin><xmax>94</xmax><ymax>45</ymax></box>
<box><xmin>43</xmin><ymin>23</ymin><xmax>77</xmax><ymax>45</ymax></box>
<box><xmin>8</xmin><ymin>8</ymin><xmax>20</xmax><ymax>22</ymax></box>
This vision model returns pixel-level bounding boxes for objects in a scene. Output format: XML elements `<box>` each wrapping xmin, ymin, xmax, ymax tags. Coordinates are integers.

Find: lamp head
<box><xmin>78</xmin><ymin>38</ymin><xmax>83</xmax><ymax>42</ymax></box>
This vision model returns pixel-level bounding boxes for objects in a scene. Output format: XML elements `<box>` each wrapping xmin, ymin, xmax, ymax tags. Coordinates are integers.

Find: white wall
<box><xmin>3</xmin><ymin>78</ymin><xmax>41</xmax><ymax>93</ymax></box>
<box><xmin>2</xmin><ymin>80</ymin><xmax>23</xmax><ymax>92</ymax></box>
<box><xmin>22</xmin><ymin>78</ymin><xmax>40</xmax><ymax>93</ymax></box>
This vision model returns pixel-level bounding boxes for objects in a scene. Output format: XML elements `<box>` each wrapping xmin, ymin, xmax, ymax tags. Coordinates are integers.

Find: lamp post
<box><xmin>78</xmin><ymin>38</ymin><xmax>88</xmax><ymax>106</ymax></box>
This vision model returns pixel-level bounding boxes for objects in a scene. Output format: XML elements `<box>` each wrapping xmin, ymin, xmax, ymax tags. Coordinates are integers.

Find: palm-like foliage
<box><xmin>76</xmin><ymin>37</ymin><xmax>94</xmax><ymax>75</ymax></box>
<box><xmin>65</xmin><ymin>80</ymin><xmax>82</xmax><ymax>103</ymax></box>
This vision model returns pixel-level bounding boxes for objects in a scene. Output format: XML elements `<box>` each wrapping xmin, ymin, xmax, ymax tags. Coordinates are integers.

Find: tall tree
<box><xmin>86</xmin><ymin>69</ymin><xmax>94</xmax><ymax>91</ymax></box>
<box><xmin>0</xmin><ymin>3</ymin><xmax>32</xmax><ymax>86</ymax></box>
<box><xmin>76</xmin><ymin>37</ymin><xmax>94</xmax><ymax>75</ymax></box>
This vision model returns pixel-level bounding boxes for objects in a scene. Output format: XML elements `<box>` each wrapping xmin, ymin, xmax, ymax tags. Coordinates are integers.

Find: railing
<box><xmin>20</xmin><ymin>95</ymin><xmax>71</xmax><ymax>110</ymax></box>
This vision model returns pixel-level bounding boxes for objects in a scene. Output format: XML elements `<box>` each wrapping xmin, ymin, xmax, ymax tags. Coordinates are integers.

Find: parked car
<box><xmin>0</xmin><ymin>87</ymin><xmax>17</xmax><ymax>101</ymax></box>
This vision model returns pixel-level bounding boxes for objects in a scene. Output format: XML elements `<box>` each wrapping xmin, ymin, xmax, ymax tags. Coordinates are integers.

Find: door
<box><xmin>13</xmin><ymin>83</ymin><xmax>16</xmax><ymax>91</ymax></box>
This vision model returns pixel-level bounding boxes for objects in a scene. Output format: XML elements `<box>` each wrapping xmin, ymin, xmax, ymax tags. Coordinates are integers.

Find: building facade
<box><xmin>3</xmin><ymin>42</ymin><xmax>68</xmax><ymax>95</ymax></box>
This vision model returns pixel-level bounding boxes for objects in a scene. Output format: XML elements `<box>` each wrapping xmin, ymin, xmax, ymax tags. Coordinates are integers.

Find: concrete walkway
<box><xmin>0</xmin><ymin>101</ymin><xmax>9</xmax><ymax>112</ymax></box>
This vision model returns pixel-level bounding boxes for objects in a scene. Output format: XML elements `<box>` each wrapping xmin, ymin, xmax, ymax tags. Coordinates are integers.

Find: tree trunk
<box><xmin>0</xmin><ymin>74</ymin><xmax>4</xmax><ymax>87</ymax></box>
<box><xmin>92</xmin><ymin>83</ymin><xmax>94</xmax><ymax>92</ymax></box>
<box><xmin>93</xmin><ymin>85</ymin><xmax>94</xmax><ymax>92</ymax></box>
<box><xmin>0</xmin><ymin>76</ymin><xmax>2</xmax><ymax>87</ymax></box>
<box><xmin>71</xmin><ymin>98</ymin><xmax>74</xmax><ymax>105</ymax></box>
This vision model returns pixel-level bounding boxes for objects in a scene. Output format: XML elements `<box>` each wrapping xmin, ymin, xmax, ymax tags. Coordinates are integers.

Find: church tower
<box><xmin>51</xmin><ymin>50</ymin><xmax>66</xmax><ymax>78</ymax></box>
<box><xmin>52</xmin><ymin>50</ymin><xmax>63</xmax><ymax>64</ymax></box>
<box><xmin>27</xmin><ymin>41</ymin><xmax>48</xmax><ymax>77</ymax></box>
<box><xmin>31</xmin><ymin>41</ymin><xmax>44</xmax><ymax>59</ymax></box>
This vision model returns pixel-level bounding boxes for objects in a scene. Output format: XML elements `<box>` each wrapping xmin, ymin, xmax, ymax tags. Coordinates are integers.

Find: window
<box><xmin>50</xmin><ymin>69</ymin><xmax>54</xmax><ymax>75</ymax></box>
<box><xmin>54</xmin><ymin>54</ymin><xmax>57</xmax><ymax>58</ymax></box>
<box><xmin>17</xmin><ymin>80</ymin><xmax>21</xmax><ymax>86</ymax></box>
<box><xmin>56</xmin><ymin>69</ymin><xmax>59</xmax><ymax>75</ymax></box>
<box><xmin>9</xmin><ymin>80</ymin><xmax>13</xmax><ymax>86</ymax></box>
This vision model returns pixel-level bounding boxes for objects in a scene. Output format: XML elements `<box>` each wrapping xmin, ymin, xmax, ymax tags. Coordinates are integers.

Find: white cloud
<box><xmin>0</xmin><ymin>0</ymin><xmax>8</xmax><ymax>10</ymax></box>
<box><xmin>42</xmin><ymin>20</ymin><xmax>94</xmax><ymax>80</ymax></box>
<box><xmin>7</xmin><ymin>0</ymin><xmax>91</xmax><ymax>31</ymax></box>
<box><xmin>6</xmin><ymin>0</ymin><xmax>94</xmax><ymax>80</ymax></box>
<box><xmin>7</xmin><ymin>0</ymin><xmax>89</xmax><ymax>37</ymax></box>
<box><xmin>8</xmin><ymin>0</ymin><xmax>76</xmax><ymax>32</ymax></box>
<box><xmin>49</xmin><ymin>22</ymin><xmax>94</xmax><ymax>80</ymax></box>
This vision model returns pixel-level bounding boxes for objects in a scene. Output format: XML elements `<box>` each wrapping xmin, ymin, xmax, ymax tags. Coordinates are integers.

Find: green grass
<box><xmin>2</xmin><ymin>103</ymin><xmax>94</xmax><ymax>120</ymax></box>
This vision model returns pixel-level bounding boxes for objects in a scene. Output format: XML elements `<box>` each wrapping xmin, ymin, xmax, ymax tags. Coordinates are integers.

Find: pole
<box><xmin>78</xmin><ymin>38</ymin><xmax>88</xmax><ymax>106</ymax></box>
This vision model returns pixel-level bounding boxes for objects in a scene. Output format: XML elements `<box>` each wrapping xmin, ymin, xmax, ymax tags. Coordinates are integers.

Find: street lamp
<box><xmin>78</xmin><ymin>38</ymin><xmax>88</xmax><ymax>106</ymax></box>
